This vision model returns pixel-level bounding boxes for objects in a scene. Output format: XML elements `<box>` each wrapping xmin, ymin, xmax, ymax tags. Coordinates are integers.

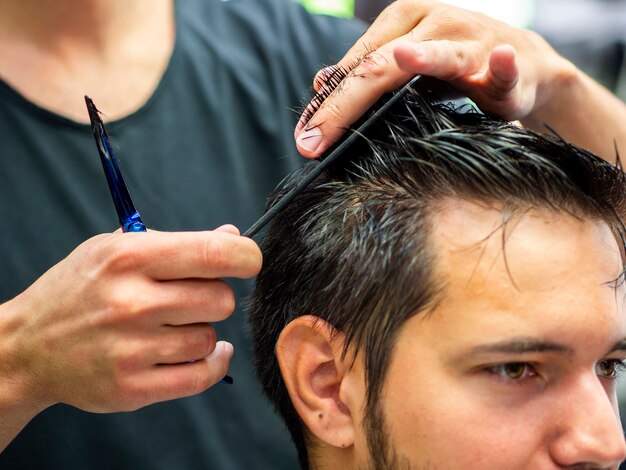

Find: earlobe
<box><xmin>276</xmin><ymin>315</ymin><xmax>356</xmax><ymax>450</ymax></box>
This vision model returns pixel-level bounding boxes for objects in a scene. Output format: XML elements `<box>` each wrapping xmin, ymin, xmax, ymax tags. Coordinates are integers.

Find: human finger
<box><xmin>313</xmin><ymin>66</ymin><xmax>338</xmax><ymax>93</ymax></box>
<box><xmin>147</xmin><ymin>278</ymin><xmax>235</xmax><ymax>325</ymax></box>
<box><xmin>90</xmin><ymin>324</ymin><xmax>218</xmax><ymax>372</ymax></box>
<box><xmin>470</xmin><ymin>45</ymin><xmax>531</xmax><ymax>120</ymax></box>
<box><xmin>111</xmin><ymin>231</ymin><xmax>262</xmax><ymax>280</ymax></box>
<box><xmin>393</xmin><ymin>39</ymin><xmax>480</xmax><ymax>81</ymax></box>
<box><xmin>296</xmin><ymin>40</ymin><xmax>412</xmax><ymax>158</ymax></box>
<box><xmin>296</xmin><ymin>37</ymin><xmax>489</xmax><ymax>158</ymax></box>
<box><xmin>483</xmin><ymin>44</ymin><xmax>519</xmax><ymax>95</ymax></box>
<box><xmin>134</xmin><ymin>341</ymin><xmax>234</xmax><ymax>404</ymax></box>
<box><xmin>394</xmin><ymin>40</ymin><xmax>527</xmax><ymax>120</ymax></box>
<box><xmin>333</xmin><ymin>0</ymin><xmax>433</xmax><ymax>80</ymax></box>
<box><xmin>153</xmin><ymin>323</ymin><xmax>218</xmax><ymax>365</ymax></box>
<box><xmin>296</xmin><ymin>1</ymin><xmax>433</xmax><ymax>137</ymax></box>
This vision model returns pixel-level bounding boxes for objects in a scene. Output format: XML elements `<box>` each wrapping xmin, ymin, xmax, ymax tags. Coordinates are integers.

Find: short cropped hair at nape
<box><xmin>247</xmin><ymin>89</ymin><xmax>626</xmax><ymax>469</ymax></box>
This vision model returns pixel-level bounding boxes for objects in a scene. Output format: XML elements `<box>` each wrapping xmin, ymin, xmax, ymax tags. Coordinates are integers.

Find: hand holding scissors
<box><xmin>86</xmin><ymin>97</ymin><xmax>239</xmax><ymax>384</ymax></box>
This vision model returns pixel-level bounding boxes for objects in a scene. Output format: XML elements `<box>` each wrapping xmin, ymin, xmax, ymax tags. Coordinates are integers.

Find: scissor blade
<box><xmin>85</xmin><ymin>96</ymin><xmax>146</xmax><ymax>232</ymax></box>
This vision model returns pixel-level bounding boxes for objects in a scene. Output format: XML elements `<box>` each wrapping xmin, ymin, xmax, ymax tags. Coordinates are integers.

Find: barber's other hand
<box><xmin>0</xmin><ymin>226</ymin><xmax>261</xmax><ymax>415</ymax></box>
<box><xmin>295</xmin><ymin>0</ymin><xmax>575</xmax><ymax>158</ymax></box>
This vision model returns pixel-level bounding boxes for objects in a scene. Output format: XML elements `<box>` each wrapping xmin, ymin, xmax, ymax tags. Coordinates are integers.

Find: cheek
<box><xmin>382</xmin><ymin>357</ymin><xmax>547</xmax><ymax>469</ymax></box>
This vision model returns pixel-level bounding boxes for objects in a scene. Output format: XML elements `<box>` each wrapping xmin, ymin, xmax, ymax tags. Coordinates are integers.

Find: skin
<box><xmin>0</xmin><ymin>225</ymin><xmax>262</xmax><ymax>452</ymax></box>
<box><xmin>296</xmin><ymin>0</ymin><xmax>626</xmax><ymax>163</ymax></box>
<box><xmin>1</xmin><ymin>0</ymin><xmax>626</xmax><ymax>457</ymax></box>
<box><xmin>281</xmin><ymin>201</ymin><xmax>626</xmax><ymax>469</ymax></box>
<box><xmin>0</xmin><ymin>0</ymin><xmax>262</xmax><ymax>453</ymax></box>
<box><xmin>0</xmin><ymin>0</ymin><xmax>175</xmax><ymax>121</ymax></box>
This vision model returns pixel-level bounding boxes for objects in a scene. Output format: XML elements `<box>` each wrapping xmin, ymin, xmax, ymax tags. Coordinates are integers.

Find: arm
<box><xmin>521</xmin><ymin>67</ymin><xmax>626</xmax><ymax>163</ymax></box>
<box><xmin>295</xmin><ymin>0</ymin><xmax>626</xmax><ymax>163</ymax></box>
<box><xmin>0</xmin><ymin>225</ymin><xmax>261</xmax><ymax>452</ymax></box>
<box><xmin>0</xmin><ymin>304</ymin><xmax>45</xmax><ymax>452</ymax></box>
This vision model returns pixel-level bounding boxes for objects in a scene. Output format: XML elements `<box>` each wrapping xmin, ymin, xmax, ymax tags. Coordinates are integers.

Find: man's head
<box><xmin>248</xmin><ymin>91</ymin><xmax>626</xmax><ymax>469</ymax></box>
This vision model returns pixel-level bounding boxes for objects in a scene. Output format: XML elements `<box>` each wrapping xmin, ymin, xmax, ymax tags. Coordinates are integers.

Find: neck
<box><xmin>0</xmin><ymin>0</ymin><xmax>175</xmax><ymax>121</ymax></box>
<box><xmin>0</xmin><ymin>0</ymin><xmax>173</xmax><ymax>56</ymax></box>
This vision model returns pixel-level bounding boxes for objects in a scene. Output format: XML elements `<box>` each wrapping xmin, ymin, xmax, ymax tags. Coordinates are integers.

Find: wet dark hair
<box><xmin>247</xmin><ymin>90</ymin><xmax>626</xmax><ymax>469</ymax></box>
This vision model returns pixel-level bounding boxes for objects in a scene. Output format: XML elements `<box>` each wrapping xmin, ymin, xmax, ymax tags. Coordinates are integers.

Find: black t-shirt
<box><xmin>0</xmin><ymin>0</ymin><xmax>364</xmax><ymax>468</ymax></box>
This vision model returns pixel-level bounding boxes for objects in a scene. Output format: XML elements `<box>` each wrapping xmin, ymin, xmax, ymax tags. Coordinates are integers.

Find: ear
<box><xmin>276</xmin><ymin>315</ymin><xmax>357</xmax><ymax>450</ymax></box>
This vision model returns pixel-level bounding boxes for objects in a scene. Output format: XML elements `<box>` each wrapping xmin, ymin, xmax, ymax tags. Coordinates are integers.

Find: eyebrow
<box><xmin>464</xmin><ymin>337</ymin><xmax>573</xmax><ymax>356</ymax></box>
<box><xmin>608</xmin><ymin>339</ymin><xmax>626</xmax><ymax>353</ymax></box>
<box><xmin>464</xmin><ymin>337</ymin><xmax>626</xmax><ymax>357</ymax></box>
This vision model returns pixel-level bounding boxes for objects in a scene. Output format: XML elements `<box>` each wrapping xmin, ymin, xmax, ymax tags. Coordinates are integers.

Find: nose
<box><xmin>549</xmin><ymin>376</ymin><xmax>626</xmax><ymax>468</ymax></box>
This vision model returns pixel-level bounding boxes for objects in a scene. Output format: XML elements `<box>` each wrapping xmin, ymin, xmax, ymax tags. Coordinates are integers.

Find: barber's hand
<box><xmin>0</xmin><ymin>225</ymin><xmax>261</xmax><ymax>414</ymax></box>
<box><xmin>295</xmin><ymin>0</ymin><xmax>575</xmax><ymax>158</ymax></box>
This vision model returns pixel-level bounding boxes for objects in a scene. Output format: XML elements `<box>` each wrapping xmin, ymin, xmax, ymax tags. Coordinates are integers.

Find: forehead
<box><xmin>426</xmin><ymin>199</ymin><xmax>625</xmax><ymax>346</ymax></box>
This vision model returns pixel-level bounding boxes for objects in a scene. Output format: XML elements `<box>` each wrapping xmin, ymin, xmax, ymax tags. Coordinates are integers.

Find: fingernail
<box><xmin>297</xmin><ymin>126</ymin><xmax>323</xmax><ymax>153</ymax></box>
<box><xmin>221</xmin><ymin>341</ymin><xmax>234</xmax><ymax>358</ymax></box>
<box><xmin>218</xmin><ymin>342</ymin><xmax>234</xmax><ymax>384</ymax></box>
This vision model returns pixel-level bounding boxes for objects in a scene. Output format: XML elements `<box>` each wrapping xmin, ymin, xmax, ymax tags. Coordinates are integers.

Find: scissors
<box><xmin>85</xmin><ymin>96</ymin><xmax>147</xmax><ymax>233</ymax></box>
<box><xmin>85</xmin><ymin>96</ymin><xmax>233</xmax><ymax>385</ymax></box>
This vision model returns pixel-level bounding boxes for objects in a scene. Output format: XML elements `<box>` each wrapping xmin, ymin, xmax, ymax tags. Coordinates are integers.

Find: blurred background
<box><xmin>301</xmin><ymin>0</ymin><xmax>626</xmax><ymax>459</ymax></box>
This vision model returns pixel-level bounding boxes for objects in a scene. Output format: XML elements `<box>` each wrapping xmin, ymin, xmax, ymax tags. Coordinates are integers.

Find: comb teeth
<box><xmin>243</xmin><ymin>75</ymin><xmax>425</xmax><ymax>238</ymax></box>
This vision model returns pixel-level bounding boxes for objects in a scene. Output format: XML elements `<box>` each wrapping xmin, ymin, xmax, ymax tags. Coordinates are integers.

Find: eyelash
<box><xmin>596</xmin><ymin>359</ymin><xmax>626</xmax><ymax>380</ymax></box>
<box><xmin>486</xmin><ymin>359</ymin><xmax>626</xmax><ymax>384</ymax></box>
<box><xmin>487</xmin><ymin>363</ymin><xmax>538</xmax><ymax>384</ymax></box>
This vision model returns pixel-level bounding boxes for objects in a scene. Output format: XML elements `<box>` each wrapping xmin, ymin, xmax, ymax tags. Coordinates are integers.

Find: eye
<box><xmin>489</xmin><ymin>363</ymin><xmax>537</xmax><ymax>381</ymax></box>
<box><xmin>596</xmin><ymin>359</ymin><xmax>626</xmax><ymax>379</ymax></box>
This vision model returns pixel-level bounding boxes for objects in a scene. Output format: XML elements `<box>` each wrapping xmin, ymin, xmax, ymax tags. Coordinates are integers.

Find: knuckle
<box><xmin>200</xmin><ymin>237</ymin><xmax>229</xmax><ymax>273</ymax></box>
<box><xmin>242</xmin><ymin>239</ymin><xmax>263</xmax><ymax>275</ymax></box>
<box><xmin>189</xmin><ymin>371</ymin><xmax>211</xmax><ymax>394</ymax></box>
<box><xmin>110</xmin><ymin>343</ymin><xmax>143</xmax><ymax>373</ymax></box>
<box><xmin>393</xmin><ymin>0</ymin><xmax>421</xmax><ymax>21</ymax></box>
<box><xmin>224</xmin><ymin>288</ymin><xmax>236</xmax><ymax>314</ymax></box>
<box><xmin>104</xmin><ymin>288</ymin><xmax>141</xmax><ymax>322</ymax></box>
<box><xmin>523</xmin><ymin>29</ymin><xmax>547</xmax><ymax>50</ymax></box>
<box><xmin>388</xmin><ymin>0</ymin><xmax>433</xmax><ymax>23</ymax></box>
<box><xmin>428</xmin><ymin>40</ymin><xmax>474</xmax><ymax>80</ymax></box>
<box><xmin>204</xmin><ymin>280</ymin><xmax>236</xmax><ymax>321</ymax></box>
<box><xmin>427</xmin><ymin>8</ymin><xmax>475</xmax><ymax>38</ymax></box>
<box><xmin>190</xmin><ymin>327</ymin><xmax>216</xmax><ymax>357</ymax></box>
<box><xmin>103</xmin><ymin>240</ymin><xmax>143</xmax><ymax>273</ymax></box>
<box><xmin>450</xmin><ymin>44</ymin><xmax>472</xmax><ymax>77</ymax></box>
<box><xmin>319</xmin><ymin>99</ymin><xmax>344</xmax><ymax>123</ymax></box>
<box><xmin>353</xmin><ymin>52</ymin><xmax>389</xmax><ymax>80</ymax></box>
<box><xmin>104</xmin><ymin>355</ymin><xmax>158</xmax><ymax>411</ymax></box>
<box><xmin>77</xmin><ymin>234</ymin><xmax>110</xmax><ymax>261</ymax></box>
<box><xmin>454</xmin><ymin>45</ymin><xmax>466</xmax><ymax>63</ymax></box>
<box><xmin>214</xmin><ymin>283</ymin><xmax>236</xmax><ymax>319</ymax></box>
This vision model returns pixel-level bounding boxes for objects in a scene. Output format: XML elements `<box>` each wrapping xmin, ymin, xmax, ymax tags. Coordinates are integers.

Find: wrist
<box><xmin>0</xmin><ymin>295</ymin><xmax>51</xmax><ymax>417</ymax></box>
<box><xmin>523</xmin><ymin>55</ymin><xmax>580</xmax><ymax>129</ymax></box>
